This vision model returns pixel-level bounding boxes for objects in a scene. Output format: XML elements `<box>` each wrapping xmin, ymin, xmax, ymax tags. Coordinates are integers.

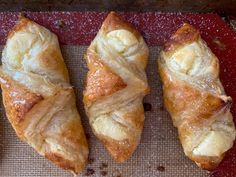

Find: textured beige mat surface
<box><xmin>0</xmin><ymin>45</ymin><xmax>209</xmax><ymax>177</ymax></box>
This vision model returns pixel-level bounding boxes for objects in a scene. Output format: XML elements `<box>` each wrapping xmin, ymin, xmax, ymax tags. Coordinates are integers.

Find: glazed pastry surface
<box><xmin>0</xmin><ymin>16</ymin><xmax>88</xmax><ymax>174</ymax></box>
<box><xmin>158</xmin><ymin>23</ymin><xmax>236</xmax><ymax>170</ymax></box>
<box><xmin>83</xmin><ymin>12</ymin><xmax>149</xmax><ymax>162</ymax></box>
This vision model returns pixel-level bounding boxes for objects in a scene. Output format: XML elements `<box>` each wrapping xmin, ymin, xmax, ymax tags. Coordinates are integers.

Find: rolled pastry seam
<box><xmin>158</xmin><ymin>23</ymin><xmax>236</xmax><ymax>170</ymax></box>
<box><xmin>0</xmin><ymin>15</ymin><xmax>88</xmax><ymax>174</ymax></box>
<box><xmin>83</xmin><ymin>12</ymin><xmax>149</xmax><ymax>162</ymax></box>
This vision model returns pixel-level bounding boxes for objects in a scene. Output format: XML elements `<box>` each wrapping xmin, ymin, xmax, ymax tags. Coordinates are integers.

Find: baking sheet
<box><xmin>0</xmin><ymin>12</ymin><xmax>236</xmax><ymax>177</ymax></box>
<box><xmin>0</xmin><ymin>45</ymin><xmax>209</xmax><ymax>177</ymax></box>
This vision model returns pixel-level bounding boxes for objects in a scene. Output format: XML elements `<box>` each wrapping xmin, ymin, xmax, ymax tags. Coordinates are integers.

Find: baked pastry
<box><xmin>83</xmin><ymin>12</ymin><xmax>149</xmax><ymax>162</ymax></box>
<box><xmin>0</xmin><ymin>16</ymin><xmax>88</xmax><ymax>174</ymax></box>
<box><xmin>158</xmin><ymin>23</ymin><xmax>236</xmax><ymax>170</ymax></box>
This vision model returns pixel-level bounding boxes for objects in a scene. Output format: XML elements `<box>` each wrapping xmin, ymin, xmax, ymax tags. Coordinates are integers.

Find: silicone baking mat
<box><xmin>0</xmin><ymin>12</ymin><xmax>236</xmax><ymax>177</ymax></box>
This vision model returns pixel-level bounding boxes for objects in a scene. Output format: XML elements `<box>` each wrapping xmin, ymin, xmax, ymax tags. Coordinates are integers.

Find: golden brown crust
<box><xmin>8</xmin><ymin>15</ymin><xmax>30</xmax><ymax>38</ymax></box>
<box><xmin>60</xmin><ymin>114</ymin><xmax>88</xmax><ymax>149</ymax></box>
<box><xmin>83</xmin><ymin>11</ymin><xmax>149</xmax><ymax>163</ymax></box>
<box><xmin>164</xmin><ymin>23</ymin><xmax>200</xmax><ymax>53</ymax></box>
<box><xmin>189</xmin><ymin>154</ymin><xmax>223</xmax><ymax>170</ymax></box>
<box><xmin>45</xmin><ymin>153</ymin><xmax>76</xmax><ymax>171</ymax></box>
<box><xmin>160</xmin><ymin>70</ymin><xmax>227</xmax><ymax>170</ymax></box>
<box><xmin>45</xmin><ymin>152</ymin><xmax>85</xmax><ymax>174</ymax></box>
<box><xmin>93</xmin><ymin>104</ymin><xmax>144</xmax><ymax>162</ymax></box>
<box><xmin>0</xmin><ymin>75</ymin><xmax>43</xmax><ymax>138</ymax></box>
<box><xmin>4</xmin><ymin>15</ymin><xmax>69</xmax><ymax>83</ymax></box>
<box><xmin>160</xmin><ymin>68</ymin><xmax>229</xmax><ymax>126</ymax></box>
<box><xmin>158</xmin><ymin>23</ymin><xmax>235</xmax><ymax>170</ymax></box>
<box><xmin>101</xmin><ymin>138</ymin><xmax>137</xmax><ymax>162</ymax></box>
<box><xmin>102</xmin><ymin>11</ymin><xmax>140</xmax><ymax>39</ymax></box>
<box><xmin>0</xmin><ymin>16</ymin><xmax>88</xmax><ymax>174</ymax></box>
<box><xmin>83</xmin><ymin>51</ymin><xmax>126</xmax><ymax>105</ymax></box>
<box><xmin>36</xmin><ymin>46</ymin><xmax>69</xmax><ymax>82</ymax></box>
<box><xmin>122</xmin><ymin>104</ymin><xmax>144</xmax><ymax>130</ymax></box>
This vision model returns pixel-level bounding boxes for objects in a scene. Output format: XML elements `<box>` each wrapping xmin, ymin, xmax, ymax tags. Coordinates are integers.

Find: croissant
<box><xmin>158</xmin><ymin>23</ymin><xmax>236</xmax><ymax>170</ymax></box>
<box><xmin>83</xmin><ymin>12</ymin><xmax>149</xmax><ymax>162</ymax></box>
<box><xmin>0</xmin><ymin>16</ymin><xmax>88</xmax><ymax>174</ymax></box>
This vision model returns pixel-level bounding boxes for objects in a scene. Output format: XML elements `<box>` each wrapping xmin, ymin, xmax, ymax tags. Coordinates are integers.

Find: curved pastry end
<box><xmin>164</xmin><ymin>23</ymin><xmax>200</xmax><ymax>53</ymax></box>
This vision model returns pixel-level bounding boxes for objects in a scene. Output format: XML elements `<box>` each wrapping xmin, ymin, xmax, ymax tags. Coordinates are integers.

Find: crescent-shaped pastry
<box><xmin>83</xmin><ymin>12</ymin><xmax>149</xmax><ymax>162</ymax></box>
<box><xmin>0</xmin><ymin>16</ymin><xmax>88</xmax><ymax>174</ymax></box>
<box><xmin>158</xmin><ymin>23</ymin><xmax>236</xmax><ymax>170</ymax></box>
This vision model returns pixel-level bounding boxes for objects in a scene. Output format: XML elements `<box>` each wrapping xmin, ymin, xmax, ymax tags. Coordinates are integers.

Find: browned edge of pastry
<box><xmin>164</xmin><ymin>23</ymin><xmax>200</xmax><ymax>53</ymax></box>
<box><xmin>102</xmin><ymin>11</ymin><xmax>141</xmax><ymax>39</ymax></box>
<box><xmin>8</xmin><ymin>14</ymin><xmax>31</xmax><ymax>38</ymax></box>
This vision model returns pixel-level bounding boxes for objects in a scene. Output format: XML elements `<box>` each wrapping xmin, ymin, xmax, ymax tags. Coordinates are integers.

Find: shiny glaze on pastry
<box><xmin>0</xmin><ymin>16</ymin><xmax>88</xmax><ymax>174</ymax></box>
<box><xmin>83</xmin><ymin>12</ymin><xmax>149</xmax><ymax>162</ymax></box>
<box><xmin>158</xmin><ymin>23</ymin><xmax>236</xmax><ymax>170</ymax></box>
